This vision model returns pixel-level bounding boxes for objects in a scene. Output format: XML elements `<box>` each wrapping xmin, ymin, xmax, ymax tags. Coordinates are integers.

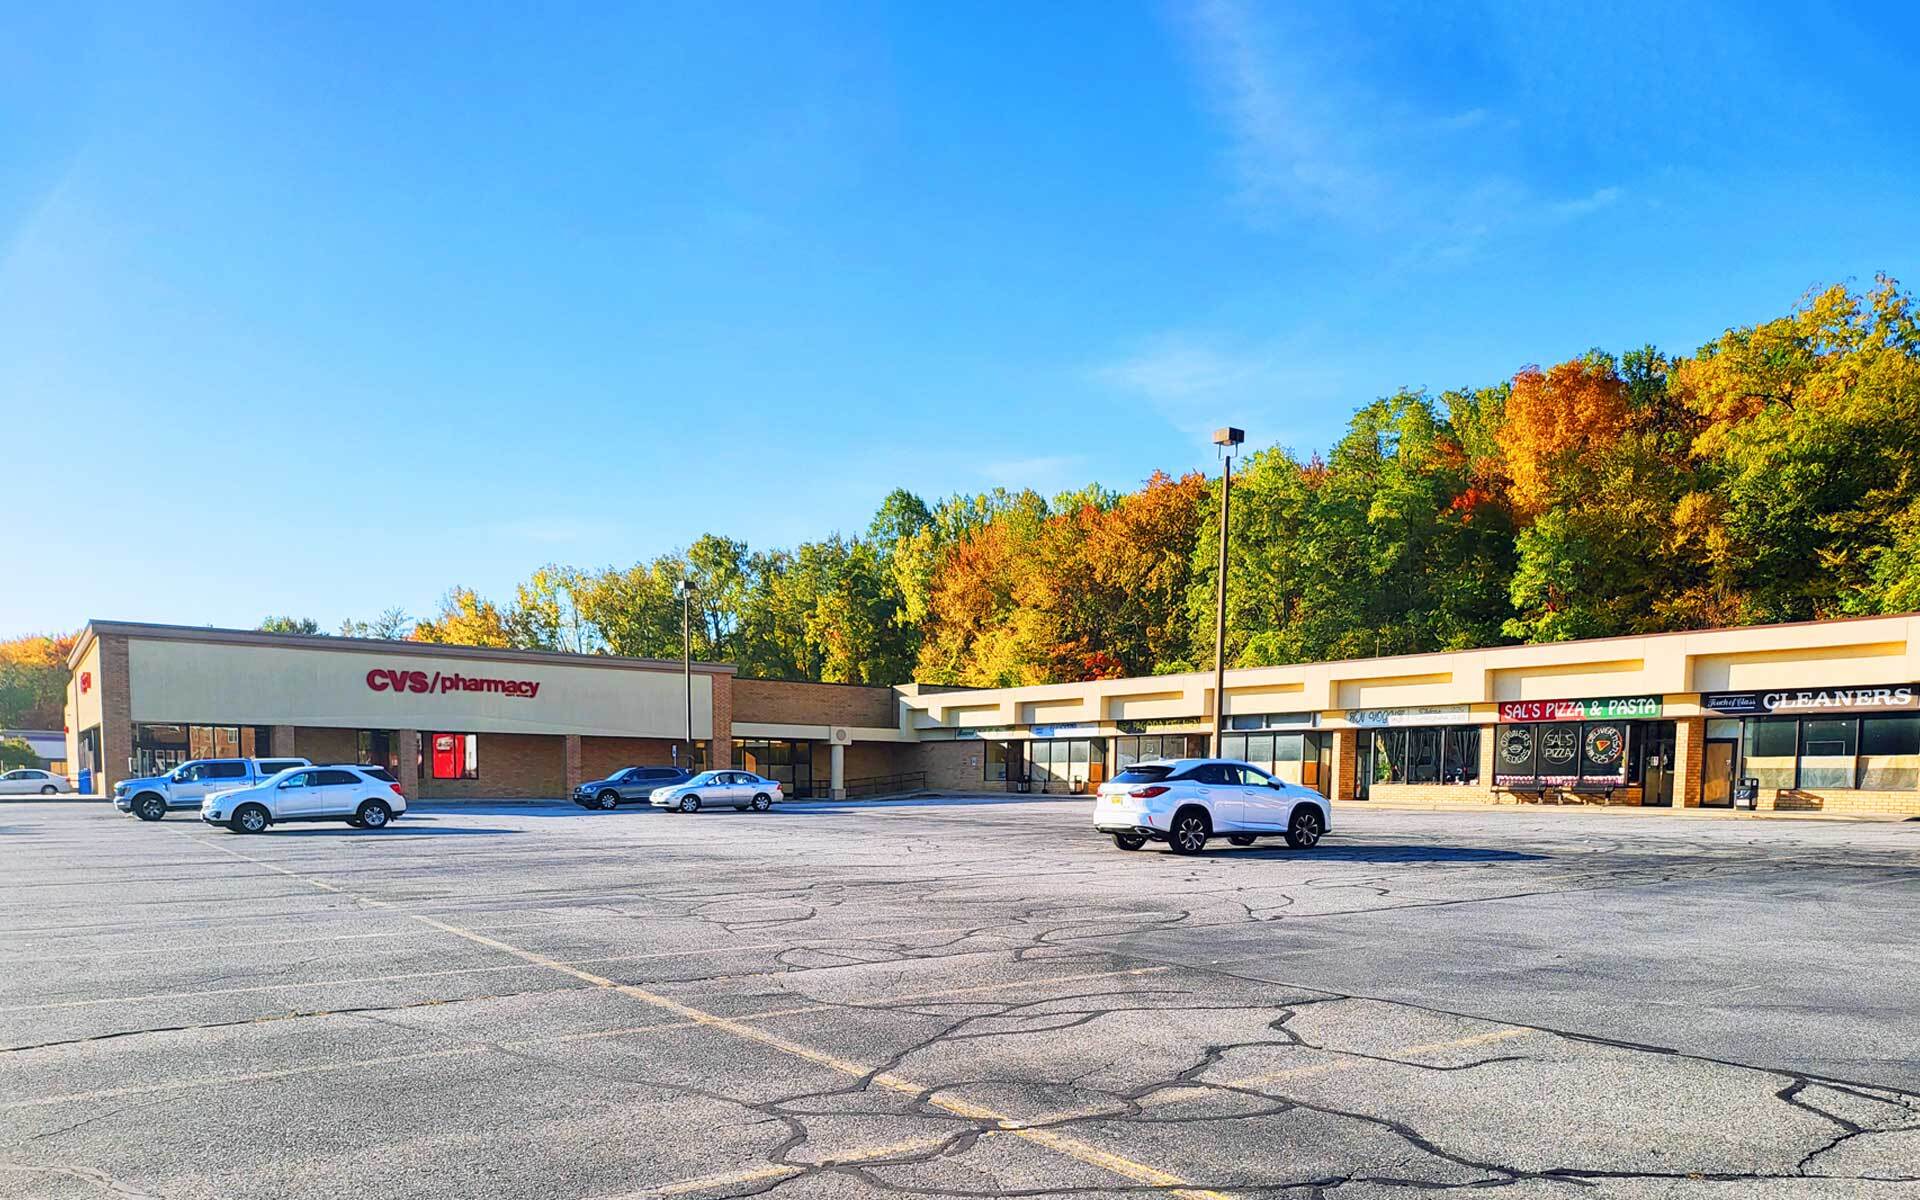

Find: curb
<box><xmin>1333</xmin><ymin>799</ymin><xmax>1910</xmax><ymax>823</ymax></box>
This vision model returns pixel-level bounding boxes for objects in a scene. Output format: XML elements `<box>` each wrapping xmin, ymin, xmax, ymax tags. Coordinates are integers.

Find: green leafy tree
<box><xmin>257</xmin><ymin>616</ymin><xmax>322</xmax><ymax>635</ymax></box>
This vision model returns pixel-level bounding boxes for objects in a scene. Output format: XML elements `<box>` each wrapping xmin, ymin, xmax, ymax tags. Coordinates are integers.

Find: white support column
<box><xmin>830</xmin><ymin>742</ymin><xmax>846</xmax><ymax>800</ymax></box>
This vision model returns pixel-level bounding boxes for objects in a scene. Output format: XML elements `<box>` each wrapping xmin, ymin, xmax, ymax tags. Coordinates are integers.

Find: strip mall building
<box><xmin>66</xmin><ymin>613</ymin><xmax>1920</xmax><ymax>817</ymax></box>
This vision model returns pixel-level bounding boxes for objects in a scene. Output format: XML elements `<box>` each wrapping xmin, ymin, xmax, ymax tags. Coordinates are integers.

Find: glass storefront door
<box><xmin>1701</xmin><ymin>740</ymin><xmax>1736</xmax><ymax>807</ymax></box>
<box><xmin>1640</xmin><ymin>722</ymin><xmax>1676</xmax><ymax>807</ymax></box>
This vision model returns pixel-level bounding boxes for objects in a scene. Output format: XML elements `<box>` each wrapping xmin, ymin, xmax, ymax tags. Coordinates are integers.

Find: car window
<box><xmin>280</xmin><ymin>771</ymin><xmax>314</xmax><ymax>788</ymax></box>
<box><xmin>2</xmin><ymin>770</ymin><xmax>23</xmax><ymax>780</ymax></box>
<box><xmin>360</xmin><ymin>766</ymin><xmax>397</xmax><ymax>783</ymax></box>
<box><xmin>1187</xmin><ymin>764</ymin><xmax>1232</xmax><ymax>785</ymax></box>
<box><xmin>175</xmin><ymin>764</ymin><xmax>202</xmax><ymax>781</ymax></box>
<box><xmin>206</xmin><ymin>761</ymin><xmax>248</xmax><ymax>780</ymax></box>
<box><xmin>1113</xmin><ymin>765</ymin><xmax>1173</xmax><ymax>784</ymax></box>
<box><xmin>314</xmin><ymin>769</ymin><xmax>360</xmax><ymax>785</ymax></box>
<box><xmin>258</xmin><ymin>760</ymin><xmax>304</xmax><ymax>775</ymax></box>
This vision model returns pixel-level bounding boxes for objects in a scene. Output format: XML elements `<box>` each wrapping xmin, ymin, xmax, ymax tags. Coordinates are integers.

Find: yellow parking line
<box><xmin>169</xmin><ymin>831</ymin><xmax>1234</xmax><ymax>1200</ymax></box>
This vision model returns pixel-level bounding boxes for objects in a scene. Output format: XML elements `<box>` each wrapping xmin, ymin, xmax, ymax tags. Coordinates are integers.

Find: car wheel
<box><xmin>751</xmin><ymin>793</ymin><xmax>772</xmax><ymax>812</ymax></box>
<box><xmin>596</xmin><ymin>790</ymin><xmax>619</xmax><ymax>810</ymax></box>
<box><xmin>230</xmin><ymin>804</ymin><xmax>269</xmax><ymax>835</ymax></box>
<box><xmin>1285</xmin><ymin>805</ymin><xmax>1325</xmax><ymax>849</ymax></box>
<box><xmin>1228</xmin><ymin>835</ymin><xmax>1256</xmax><ymax>846</ymax></box>
<box><xmin>356</xmin><ymin>800</ymin><xmax>392</xmax><ymax>829</ymax></box>
<box><xmin>134</xmin><ymin>794</ymin><xmax>167</xmax><ymax>822</ymax></box>
<box><xmin>1112</xmin><ymin>833</ymin><xmax>1146</xmax><ymax>851</ymax></box>
<box><xmin>1168</xmin><ymin>808</ymin><xmax>1210</xmax><ymax>855</ymax></box>
<box><xmin>678</xmin><ymin>794</ymin><xmax>701</xmax><ymax>813</ymax></box>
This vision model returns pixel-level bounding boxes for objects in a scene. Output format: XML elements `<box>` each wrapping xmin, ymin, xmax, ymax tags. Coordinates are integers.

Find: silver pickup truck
<box><xmin>115</xmin><ymin>757</ymin><xmax>312</xmax><ymax>821</ymax></box>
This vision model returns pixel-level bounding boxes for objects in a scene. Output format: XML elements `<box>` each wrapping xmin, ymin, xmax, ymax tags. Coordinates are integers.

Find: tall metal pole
<box><xmin>682</xmin><ymin>584</ymin><xmax>694</xmax><ymax>762</ymax></box>
<box><xmin>1210</xmin><ymin>449</ymin><xmax>1233</xmax><ymax>757</ymax></box>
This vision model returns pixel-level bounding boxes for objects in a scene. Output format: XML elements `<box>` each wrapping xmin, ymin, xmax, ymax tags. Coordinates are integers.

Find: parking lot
<box><xmin>4</xmin><ymin>797</ymin><xmax>1919</xmax><ymax>1199</ymax></box>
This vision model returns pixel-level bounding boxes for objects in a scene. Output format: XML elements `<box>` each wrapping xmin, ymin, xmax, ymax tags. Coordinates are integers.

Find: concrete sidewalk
<box><xmin>1335</xmin><ymin>796</ymin><xmax>1914</xmax><ymax>822</ymax></box>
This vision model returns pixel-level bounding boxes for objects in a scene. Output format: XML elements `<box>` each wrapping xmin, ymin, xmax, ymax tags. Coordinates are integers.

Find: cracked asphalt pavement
<box><xmin>3</xmin><ymin>796</ymin><xmax>1919</xmax><ymax>1199</ymax></box>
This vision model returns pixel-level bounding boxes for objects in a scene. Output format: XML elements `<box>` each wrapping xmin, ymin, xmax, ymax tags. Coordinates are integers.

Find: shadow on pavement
<box><xmin>263</xmin><ymin>824</ymin><xmax>522</xmax><ymax>837</ymax></box>
<box><xmin>1214</xmin><ymin>843</ymin><xmax>1548</xmax><ymax>863</ymax></box>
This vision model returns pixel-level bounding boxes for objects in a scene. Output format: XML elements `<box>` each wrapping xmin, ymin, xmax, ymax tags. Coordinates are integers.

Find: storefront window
<box><xmin>1112</xmin><ymin>735</ymin><xmax>1207</xmax><ymax>769</ymax></box>
<box><xmin>1368</xmin><ymin>727</ymin><xmax>1479</xmax><ymax>785</ymax></box>
<box><xmin>1744</xmin><ymin>718</ymin><xmax>1800</xmax><ymax>789</ymax></box>
<box><xmin>132</xmin><ymin>724</ymin><xmax>274</xmax><ymax>775</ymax></box>
<box><xmin>734</xmin><ymin>738</ymin><xmax>815</xmax><ymax>796</ymax></box>
<box><xmin>1860</xmin><ymin>716</ymin><xmax>1920</xmax><ymax>790</ymax></box>
<box><xmin>430</xmin><ymin>733</ymin><xmax>479</xmax><ymax>780</ymax></box>
<box><xmin>1736</xmin><ymin>715</ymin><xmax>1920</xmax><ymax>792</ymax></box>
<box><xmin>1022</xmin><ymin>739</ymin><xmax>1105</xmax><ymax>791</ymax></box>
<box><xmin>983</xmin><ymin>740</ymin><xmax>1008</xmax><ymax>782</ymax></box>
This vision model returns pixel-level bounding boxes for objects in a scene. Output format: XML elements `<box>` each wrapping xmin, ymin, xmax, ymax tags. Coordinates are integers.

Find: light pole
<box><xmin>1210</xmin><ymin>426</ymin><xmax>1244</xmax><ymax>757</ymax></box>
<box><xmin>679</xmin><ymin>579</ymin><xmax>696</xmax><ymax>767</ymax></box>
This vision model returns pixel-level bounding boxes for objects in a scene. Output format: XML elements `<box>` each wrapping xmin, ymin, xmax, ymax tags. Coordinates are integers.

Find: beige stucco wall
<box><xmin>900</xmin><ymin>615</ymin><xmax>1920</xmax><ymax>735</ymax></box>
<box><xmin>64</xmin><ymin>635</ymin><xmax>104</xmax><ymax>774</ymax></box>
<box><xmin>125</xmin><ymin>638</ymin><xmax>714</xmax><ymax>739</ymax></box>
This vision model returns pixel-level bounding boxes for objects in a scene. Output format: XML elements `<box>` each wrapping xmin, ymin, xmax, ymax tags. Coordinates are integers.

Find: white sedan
<box><xmin>1093</xmin><ymin>757</ymin><xmax>1331</xmax><ymax>854</ymax></box>
<box><xmin>0</xmin><ymin>768</ymin><xmax>73</xmax><ymax>795</ymax></box>
<box><xmin>650</xmin><ymin>770</ymin><xmax>783</xmax><ymax>813</ymax></box>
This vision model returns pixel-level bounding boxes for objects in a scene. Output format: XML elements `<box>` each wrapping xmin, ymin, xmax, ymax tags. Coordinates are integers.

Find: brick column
<box><xmin>271</xmin><ymin>725</ymin><xmax>297</xmax><ymax>758</ymax></box>
<box><xmin>1478</xmin><ymin>725</ymin><xmax>1497</xmax><ymax>787</ymax></box>
<box><xmin>710</xmin><ymin>671</ymin><xmax>733</xmax><ymax>768</ymax></box>
<box><xmin>100</xmin><ymin>635</ymin><xmax>134</xmax><ymax>796</ymax></box>
<box><xmin>1331</xmin><ymin>728</ymin><xmax>1361</xmax><ymax>801</ymax></box>
<box><xmin>563</xmin><ymin>734</ymin><xmax>582</xmax><ymax>795</ymax></box>
<box><xmin>397</xmin><ymin>730</ymin><xmax>419</xmax><ymax>801</ymax></box>
<box><xmin>1673</xmin><ymin>717</ymin><xmax>1706</xmax><ymax>809</ymax></box>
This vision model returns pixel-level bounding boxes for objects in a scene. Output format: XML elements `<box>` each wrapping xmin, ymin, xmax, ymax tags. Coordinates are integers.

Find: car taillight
<box><xmin>1129</xmin><ymin>785</ymin><xmax>1170</xmax><ymax>798</ymax></box>
<box><xmin>390</xmin><ymin>783</ymin><xmax>405</xmax><ymax>796</ymax></box>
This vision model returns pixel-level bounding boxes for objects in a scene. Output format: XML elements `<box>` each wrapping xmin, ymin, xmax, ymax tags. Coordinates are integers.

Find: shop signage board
<box><xmin>1702</xmin><ymin>685</ymin><xmax>1916</xmax><ymax>716</ymax></box>
<box><xmin>1345</xmin><ymin>705</ymin><xmax>1474</xmax><ymax>728</ymax></box>
<box><xmin>1028</xmin><ymin>724</ymin><xmax>1099</xmax><ymax>739</ymax></box>
<box><xmin>1497</xmin><ymin>696</ymin><xmax>1661</xmax><ymax>722</ymax></box>
<box><xmin>1115</xmin><ymin>717</ymin><xmax>1214</xmax><ymax>734</ymax></box>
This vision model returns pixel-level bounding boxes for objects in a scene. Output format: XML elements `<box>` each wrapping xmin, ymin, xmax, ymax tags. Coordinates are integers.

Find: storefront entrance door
<box><xmin>1701</xmin><ymin>739</ymin><xmax>1736</xmax><ymax>807</ymax></box>
<box><xmin>1641</xmin><ymin>722</ymin><xmax>1676</xmax><ymax>807</ymax></box>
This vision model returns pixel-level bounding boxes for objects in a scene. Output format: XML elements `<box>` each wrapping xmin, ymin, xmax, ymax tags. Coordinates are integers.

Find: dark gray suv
<box><xmin>573</xmin><ymin>766</ymin><xmax>693</xmax><ymax>810</ymax></box>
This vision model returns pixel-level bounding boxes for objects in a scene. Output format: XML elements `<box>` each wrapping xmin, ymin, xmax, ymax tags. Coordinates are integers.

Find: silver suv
<box><xmin>115</xmin><ymin>757</ymin><xmax>312</xmax><ymax>821</ymax></box>
<box><xmin>1093</xmin><ymin>758</ymin><xmax>1332</xmax><ymax>854</ymax></box>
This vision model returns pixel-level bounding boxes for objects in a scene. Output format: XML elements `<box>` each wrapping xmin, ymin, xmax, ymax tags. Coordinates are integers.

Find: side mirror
<box><xmin>1268</xmin><ymin>779</ymin><xmax>1283</xmax><ymax>789</ymax></box>
<box><xmin>278</xmin><ymin>779</ymin><xmax>294</xmax><ymax>789</ymax></box>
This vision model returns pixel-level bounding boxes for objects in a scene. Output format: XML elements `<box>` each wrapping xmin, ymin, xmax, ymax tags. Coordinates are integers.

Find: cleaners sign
<box><xmin>1497</xmin><ymin>696</ymin><xmax>1662</xmax><ymax>722</ymax></box>
<box><xmin>1702</xmin><ymin>685</ymin><xmax>1915</xmax><ymax>716</ymax></box>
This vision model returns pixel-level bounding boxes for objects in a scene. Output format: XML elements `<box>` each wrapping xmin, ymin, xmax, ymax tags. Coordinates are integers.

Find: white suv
<box><xmin>201</xmin><ymin>765</ymin><xmax>407</xmax><ymax>834</ymax></box>
<box><xmin>1093</xmin><ymin>758</ymin><xmax>1331</xmax><ymax>855</ymax></box>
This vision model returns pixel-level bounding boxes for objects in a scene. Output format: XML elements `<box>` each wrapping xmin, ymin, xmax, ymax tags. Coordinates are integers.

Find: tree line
<box><xmin>5</xmin><ymin>277</ymin><xmax>1914</xmax><ymax>725</ymax></box>
<box><xmin>392</xmin><ymin>278</ymin><xmax>1918</xmax><ymax>684</ymax></box>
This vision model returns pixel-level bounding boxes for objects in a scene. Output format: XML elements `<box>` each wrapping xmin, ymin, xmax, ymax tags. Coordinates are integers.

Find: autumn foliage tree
<box><xmin>317</xmin><ymin>277</ymin><xmax>1916</xmax><ymax>686</ymax></box>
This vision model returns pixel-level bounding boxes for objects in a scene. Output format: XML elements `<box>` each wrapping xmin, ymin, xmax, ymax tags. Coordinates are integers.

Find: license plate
<box><xmin>1109</xmin><ymin>795</ymin><xmax>1125</xmax><ymax>804</ymax></box>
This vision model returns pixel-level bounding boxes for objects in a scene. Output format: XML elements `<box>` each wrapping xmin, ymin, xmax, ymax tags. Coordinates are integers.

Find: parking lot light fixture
<box><xmin>1210</xmin><ymin>426</ymin><xmax>1244</xmax><ymax>758</ymax></box>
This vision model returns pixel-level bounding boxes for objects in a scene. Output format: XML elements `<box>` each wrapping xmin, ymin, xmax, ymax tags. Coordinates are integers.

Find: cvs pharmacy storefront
<box><xmin>65</xmin><ymin>621</ymin><xmax>735</xmax><ymax>799</ymax></box>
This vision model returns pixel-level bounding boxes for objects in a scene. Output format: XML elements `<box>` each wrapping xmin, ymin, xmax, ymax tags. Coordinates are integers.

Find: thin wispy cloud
<box><xmin>1093</xmin><ymin>333</ymin><xmax>1346</xmax><ymax>452</ymax></box>
<box><xmin>1179</xmin><ymin>0</ymin><xmax>1621</xmax><ymax>256</ymax></box>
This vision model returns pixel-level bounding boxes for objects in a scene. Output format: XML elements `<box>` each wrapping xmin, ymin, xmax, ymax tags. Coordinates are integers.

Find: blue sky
<box><xmin>4</xmin><ymin>1</ymin><xmax>1916</xmax><ymax>637</ymax></box>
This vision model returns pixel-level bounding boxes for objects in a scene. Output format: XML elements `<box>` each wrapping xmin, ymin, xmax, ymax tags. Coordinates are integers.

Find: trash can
<box><xmin>1733</xmin><ymin>777</ymin><xmax>1759</xmax><ymax>810</ymax></box>
<box><xmin>78</xmin><ymin>768</ymin><xmax>93</xmax><ymax>797</ymax></box>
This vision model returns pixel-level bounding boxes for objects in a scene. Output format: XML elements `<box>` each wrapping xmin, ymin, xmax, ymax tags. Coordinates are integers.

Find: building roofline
<box><xmin>69</xmin><ymin>620</ymin><xmax>738</xmax><ymax>676</ymax></box>
<box><xmin>900</xmin><ymin>610</ymin><xmax>1920</xmax><ymax>704</ymax></box>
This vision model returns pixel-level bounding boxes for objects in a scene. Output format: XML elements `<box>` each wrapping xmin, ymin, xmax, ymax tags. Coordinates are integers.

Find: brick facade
<box><xmin>1673</xmin><ymin>717</ymin><xmax>1706</xmax><ymax>809</ymax></box>
<box><xmin>732</xmin><ymin>678</ymin><xmax>898</xmax><ymax>728</ymax></box>
<box><xmin>99</xmin><ymin>634</ymin><xmax>133</xmax><ymax>795</ymax></box>
<box><xmin>288</xmin><ymin>726</ymin><xmax>358</xmax><ymax>766</ymax></box>
<box><xmin>712</xmin><ymin>672</ymin><xmax>733</xmax><ymax>768</ymax></box>
<box><xmin>416</xmin><ymin>733</ymin><xmax>565</xmax><ymax>799</ymax></box>
<box><xmin>580</xmin><ymin>736</ymin><xmax>699</xmax><ymax>780</ymax></box>
<box><xmin>922</xmin><ymin>740</ymin><xmax>997</xmax><ymax>792</ymax></box>
<box><xmin>1330</xmin><ymin>728</ymin><xmax>1360</xmax><ymax>801</ymax></box>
